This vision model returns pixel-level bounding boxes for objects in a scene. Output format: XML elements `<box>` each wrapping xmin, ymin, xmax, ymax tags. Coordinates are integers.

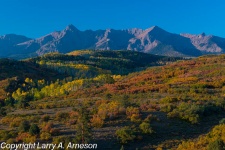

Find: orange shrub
<box><xmin>42</xmin><ymin>122</ymin><xmax>54</xmax><ymax>132</ymax></box>
<box><xmin>126</xmin><ymin>107</ymin><xmax>140</xmax><ymax>118</ymax></box>
<box><xmin>16</xmin><ymin>132</ymin><xmax>36</xmax><ymax>143</ymax></box>
<box><xmin>130</xmin><ymin>114</ymin><xmax>141</xmax><ymax>123</ymax></box>
<box><xmin>40</xmin><ymin>132</ymin><xmax>51</xmax><ymax>140</ymax></box>
<box><xmin>90</xmin><ymin>114</ymin><xmax>104</xmax><ymax>128</ymax></box>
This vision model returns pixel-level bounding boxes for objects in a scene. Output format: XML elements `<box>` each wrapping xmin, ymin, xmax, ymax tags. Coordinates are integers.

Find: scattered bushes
<box><xmin>41</xmin><ymin>114</ymin><xmax>50</xmax><ymax>122</ymax></box>
<box><xmin>90</xmin><ymin>114</ymin><xmax>104</xmax><ymax>128</ymax></box>
<box><xmin>167</xmin><ymin>102</ymin><xmax>220</xmax><ymax>124</ymax></box>
<box><xmin>29</xmin><ymin>124</ymin><xmax>40</xmax><ymax>135</ymax></box>
<box><xmin>130</xmin><ymin>114</ymin><xmax>141</xmax><ymax>123</ymax></box>
<box><xmin>41</xmin><ymin>122</ymin><xmax>60</xmax><ymax>136</ymax></box>
<box><xmin>16</xmin><ymin>132</ymin><xmax>36</xmax><ymax>143</ymax></box>
<box><xmin>0</xmin><ymin>130</ymin><xmax>17</xmax><ymax>141</ymax></box>
<box><xmin>116</xmin><ymin>126</ymin><xmax>136</xmax><ymax>144</ymax></box>
<box><xmin>219</xmin><ymin>118</ymin><xmax>225</xmax><ymax>124</ymax></box>
<box><xmin>55</xmin><ymin>112</ymin><xmax>70</xmax><ymax>122</ymax></box>
<box><xmin>98</xmin><ymin>101</ymin><xmax>124</xmax><ymax>120</ymax></box>
<box><xmin>177</xmin><ymin>124</ymin><xmax>225</xmax><ymax>150</ymax></box>
<box><xmin>126</xmin><ymin>107</ymin><xmax>140</xmax><ymax>118</ymax></box>
<box><xmin>18</xmin><ymin>121</ymin><xmax>30</xmax><ymax>132</ymax></box>
<box><xmin>160</xmin><ymin>97</ymin><xmax>178</xmax><ymax>104</ymax></box>
<box><xmin>40</xmin><ymin>132</ymin><xmax>51</xmax><ymax>140</ymax></box>
<box><xmin>139</xmin><ymin>122</ymin><xmax>153</xmax><ymax>134</ymax></box>
<box><xmin>167</xmin><ymin>103</ymin><xmax>203</xmax><ymax>124</ymax></box>
<box><xmin>207</xmin><ymin>139</ymin><xmax>225</xmax><ymax>150</ymax></box>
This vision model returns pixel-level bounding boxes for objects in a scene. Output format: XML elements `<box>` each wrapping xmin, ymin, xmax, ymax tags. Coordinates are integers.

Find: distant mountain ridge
<box><xmin>1</xmin><ymin>24</ymin><xmax>225</xmax><ymax>59</ymax></box>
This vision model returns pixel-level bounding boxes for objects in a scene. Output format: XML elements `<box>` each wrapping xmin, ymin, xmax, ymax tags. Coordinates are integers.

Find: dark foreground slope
<box><xmin>0</xmin><ymin>58</ymin><xmax>64</xmax><ymax>81</ymax></box>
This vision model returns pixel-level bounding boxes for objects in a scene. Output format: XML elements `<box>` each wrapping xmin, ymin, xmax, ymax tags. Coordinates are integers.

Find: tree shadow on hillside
<box><xmin>92</xmin><ymin>111</ymin><xmax>225</xmax><ymax>150</ymax></box>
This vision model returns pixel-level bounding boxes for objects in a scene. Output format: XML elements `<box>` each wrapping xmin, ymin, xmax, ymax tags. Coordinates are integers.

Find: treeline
<box><xmin>28</xmin><ymin>50</ymin><xmax>182</xmax><ymax>76</ymax></box>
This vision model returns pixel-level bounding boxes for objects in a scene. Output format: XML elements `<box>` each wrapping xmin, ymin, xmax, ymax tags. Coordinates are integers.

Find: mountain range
<box><xmin>1</xmin><ymin>24</ymin><xmax>225</xmax><ymax>59</ymax></box>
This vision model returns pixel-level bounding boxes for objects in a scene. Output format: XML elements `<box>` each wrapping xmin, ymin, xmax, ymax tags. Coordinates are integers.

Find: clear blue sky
<box><xmin>0</xmin><ymin>0</ymin><xmax>225</xmax><ymax>38</ymax></box>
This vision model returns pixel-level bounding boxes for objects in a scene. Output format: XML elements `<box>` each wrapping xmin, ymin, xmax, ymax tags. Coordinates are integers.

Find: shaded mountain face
<box><xmin>127</xmin><ymin>26</ymin><xmax>202</xmax><ymax>57</ymax></box>
<box><xmin>1</xmin><ymin>25</ymin><xmax>225</xmax><ymax>59</ymax></box>
<box><xmin>0</xmin><ymin>34</ymin><xmax>31</xmax><ymax>58</ymax></box>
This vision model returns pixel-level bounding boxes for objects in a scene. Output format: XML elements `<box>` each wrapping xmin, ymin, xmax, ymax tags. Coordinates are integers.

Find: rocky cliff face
<box><xmin>1</xmin><ymin>24</ymin><xmax>225</xmax><ymax>59</ymax></box>
<box><xmin>181</xmin><ymin>33</ymin><xmax>225</xmax><ymax>54</ymax></box>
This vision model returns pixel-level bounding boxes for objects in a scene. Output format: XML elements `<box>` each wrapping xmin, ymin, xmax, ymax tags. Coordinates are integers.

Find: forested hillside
<box><xmin>32</xmin><ymin>50</ymin><xmax>181</xmax><ymax>76</ymax></box>
<box><xmin>0</xmin><ymin>51</ymin><xmax>225</xmax><ymax>149</ymax></box>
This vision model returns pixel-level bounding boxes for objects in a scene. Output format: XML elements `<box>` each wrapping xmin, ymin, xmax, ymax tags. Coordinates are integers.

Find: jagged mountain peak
<box><xmin>144</xmin><ymin>26</ymin><xmax>166</xmax><ymax>33</ymax></box>
<box><xmin>64</xmin><ymin>24</ymin><xmax>79</xmax><ymax>32</ymax></box>
<box><xmin>127</xmin><ymin>28</ymin><xmax>143</xmax><ymax>36</ymax></box>
<box><xmin>1</xmin><ymin>25</ymin><xmax>225</xmax><ymax>59</ymax></box>
<box><xmin>136</xmin><ymin>25</ymin><xmax>169</xmax><ymax>40</ymax></box>
<box><xmin>181</xmin><ymin>32</ymin><xmax>211</xmax><ymax>39</ymax></box>
<box><xmin>180</xmin><ymin>32</ymin><xmax>225</xmax><ymax>53</ymax></box>
<box><xmin>58</xmin><ymin>24</ymin><xmax>80</xmax><ymax>38</ymax></box>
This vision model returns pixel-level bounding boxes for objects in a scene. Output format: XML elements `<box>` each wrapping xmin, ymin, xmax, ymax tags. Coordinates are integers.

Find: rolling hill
<box><xmin>0</xmin><ymin>50</ymin><xmax>181</xmax><ymax>101</ymax></box>
<box><xmin>0</xmin><ymin>53</ymin><xmax>225</xmax><ymax>149</ymax></box>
